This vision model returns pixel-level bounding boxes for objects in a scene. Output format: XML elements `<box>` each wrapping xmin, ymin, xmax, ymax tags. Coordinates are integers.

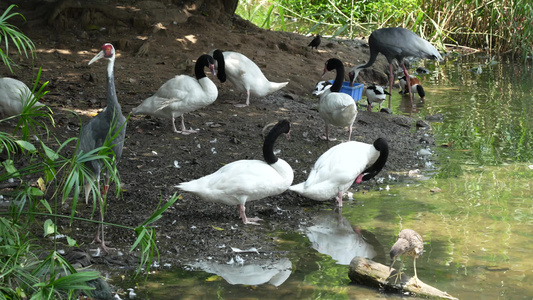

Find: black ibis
<box><xmin>210</xmin><ymin>49</ymin><xmax>288</xmax><ymax>107</ymax></box>
<box><xmin>313</xmin><ymin>58</ymin><xmax>357</xmax><ymax>141</ymax></box>
<box><xmin>79</xmin><ymin>43</ymin><xmax>127</xmax><ymax>253</ymax></box>
<box><xmin>308</xmin><ymin>34</ymin><xmax>321</xmax><ymax>50</ymax></box>
<box><xmin>348</xmin><ymin>27</ymin><xmax>442</xmax><ymax>108</ymax></box>
<box><xmin>132</xmin><ymin>54</ymin><xmax>218</xmax><ymax>134</ymax></box>
<box><xmin>289</xmin><ymin>138</ymin><xmax>389</xmax><ymax>207</ymax></box>
<box><xmin>176</xmin><ymin>120</ymin><xmax>293</xmax><ymax>225</ymax></box>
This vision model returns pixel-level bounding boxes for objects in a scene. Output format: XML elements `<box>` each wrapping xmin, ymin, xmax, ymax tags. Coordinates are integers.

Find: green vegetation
<box><xmin>0</xmin><ymin>5</ymin><xmax>176</xmax><ymax>299</ymax></box>
<box><xmin>236</xmin><ymin>0</ymin><xmax>533</xmax><ymax>61</ymax></box>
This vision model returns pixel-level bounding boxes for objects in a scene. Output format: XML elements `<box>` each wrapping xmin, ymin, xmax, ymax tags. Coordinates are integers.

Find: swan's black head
<box><xmin>212</xmin><ymin>49</ymin><xmax>226</xmax><ymax>83</ymax></box>
<box><xmin>361</xmin><ymin>138</ymin><xmax>389</xmax><ymax>181</ymax></box>
<box><xmin>324</xmin><ymin>58</ymin><xmax>342</xmax><ymax>74</ymax></box>
<box><xmin>263</xmin><ymin>119</ymin><xmax>291</xmax><ymax>164</ymax></box>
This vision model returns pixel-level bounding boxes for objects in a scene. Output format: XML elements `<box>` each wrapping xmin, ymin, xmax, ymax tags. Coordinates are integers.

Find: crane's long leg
<box><xmin>347</xmin><ymin>124</ymin><xmax>353</xmax><ymax>141</ymax></box>
<box><xmin>93</xmin><ymin>186</ymin><xmax>114</xmax><ymax>254</ymax></box>
<box><xmin>402</xmin><ymin>64</ymin><xmax>414</xmax><ymax>108</ymax></box>
<box><xmin>388</xmin><ymin>64</ymin><xmax>394</xmax><ymax>108</ymax></box>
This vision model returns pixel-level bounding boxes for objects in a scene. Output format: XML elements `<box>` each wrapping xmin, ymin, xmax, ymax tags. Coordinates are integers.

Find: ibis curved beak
<box><xmin>89</xmin><ymin>50</ymin><xmax>105</xmax><ymax>65</ymax></box>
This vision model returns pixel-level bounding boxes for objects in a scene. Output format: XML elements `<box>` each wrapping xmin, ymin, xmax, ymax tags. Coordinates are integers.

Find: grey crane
<box><xmin>348</xmin><ymin>27</ymin><xmax>442</xmax><ymax>109</ymax></box>
<box><xmin>389</xmin><ymin>229</ymin><xmax>424</xmax><ymax>286</ymax></box>
<box><xmin>79</xmin><ymin>43</ymin><xmax>127</xmax><ymax>253</ymax></box>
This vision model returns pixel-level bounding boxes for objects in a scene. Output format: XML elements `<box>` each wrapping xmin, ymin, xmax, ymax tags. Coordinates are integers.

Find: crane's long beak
<box><xmin>89</xmin><ymin>50</ymin><xmax>105</xmax><ymax>65</ymax></box>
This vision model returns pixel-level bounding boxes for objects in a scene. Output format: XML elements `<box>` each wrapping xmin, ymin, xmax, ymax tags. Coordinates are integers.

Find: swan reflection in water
<box><xmin>189</xmin><ymin>257</ymin><xmax>292</xmax><ymax>286</ymax></box>
<box><xmin>306</xmin><ymin>210</ymin><xmax>379</xmax><ymax>265</ymax></box>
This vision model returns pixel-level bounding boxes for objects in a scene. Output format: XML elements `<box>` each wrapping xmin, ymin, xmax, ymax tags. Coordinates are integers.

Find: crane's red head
<box><xmin>89</xmin><ymin>43</ymin><xmax>115</xmax><ymax>65</ymax></box>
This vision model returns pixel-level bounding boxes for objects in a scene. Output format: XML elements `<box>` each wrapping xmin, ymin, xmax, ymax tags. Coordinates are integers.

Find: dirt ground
<box><xmin>0</xmin><ymin>2</ymin><xmax>437</xmax><ymax>292</ymax></box>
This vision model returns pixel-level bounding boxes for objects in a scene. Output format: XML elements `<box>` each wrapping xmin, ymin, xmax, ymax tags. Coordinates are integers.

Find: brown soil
<box><xmin>0</xmin><ymin>2</ymin><xmax>435</xmax><ymax>294</ymax></box>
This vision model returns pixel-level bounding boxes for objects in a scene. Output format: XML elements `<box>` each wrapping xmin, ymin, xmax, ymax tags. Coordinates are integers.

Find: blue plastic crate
<box><xmin>328</xmin><ymin>80</ymin><xmax>364</xmax><ymax>101</ymax></box>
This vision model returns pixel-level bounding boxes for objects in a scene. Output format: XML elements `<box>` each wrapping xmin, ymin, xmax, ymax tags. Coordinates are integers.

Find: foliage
<box><xmin>0</xmin><ymin>5</ymin><xmax>178</xmax><ymax>298</ymax></box>
<box><xmin>236</xmin><ymin>0</ymin><xmax>533</xmax><ymax>61</ymax></box>
<box><xmin>0</xmin><ymin>5</ymin><xmax>35</xmax><ymax>73</ymax></box>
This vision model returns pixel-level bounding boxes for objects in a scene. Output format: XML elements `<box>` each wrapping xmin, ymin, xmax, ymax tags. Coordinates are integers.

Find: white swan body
<box><xmin>316</xmin><ymin>58</ymin><xmax>357</xmax><ymax>141</ymax></box>
<box><xmin>0</xmin><ymin>77</ymin><xmax>44</xmax><ymax>117</ymax></box>
<box><xmin>132</xmin><ymin>54</ymin><xmax>218</xmax><ymax>134</ymax></box>
<box><xmin>289</xmin><ymin>138</ymin><xmax>389</xmax><ymax>207</ymax></box>
<box><xmin>177</xmin><ymin>120</ymin><xmax>293</xmax><ymax>224</ymax></box>
<box><xmin>211</xmin><ymin>50</ymin><xmax>288</xmax><ymax>106</ymax></box>
<box><xmin>314</xmin><ymin>81</ymin><xmax>357</xmax><ymax>141</ymax></box>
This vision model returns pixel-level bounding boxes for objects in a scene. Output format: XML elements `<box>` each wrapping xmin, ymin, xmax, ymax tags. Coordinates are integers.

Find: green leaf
<box><xmin>1</xmin><ymin>159</ymin><xmax>17</xmax><ymax>175</ymax></box>
<box><xmin>40</xmin><ymin>199</ymin><xmax>52</xmax><ymax>214</ymax></box>
<box><xmin>15</xmin><ymin>140</ymin><xmax>36</xmax><ymax>152</ymax></box>
<box><xmin>43</xmin><ymin>219</ymin><xmax>56</xmax><ymax>237</ymax></box>
<box><xmin>29</xmin><ymin>187</ymin><xmax>43</xmax><ymax>197</ymax></box>
<box><xmin>66</xmin><ymin>236</ymin><xmax>77</xmax><ymax>247</ymax></box>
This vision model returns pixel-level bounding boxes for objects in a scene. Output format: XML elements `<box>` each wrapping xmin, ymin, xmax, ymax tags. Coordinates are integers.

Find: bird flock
<box><xmin>0</xmin><ymin>27</ymin><xmax>441</xmax><ymax>285</ymax></box>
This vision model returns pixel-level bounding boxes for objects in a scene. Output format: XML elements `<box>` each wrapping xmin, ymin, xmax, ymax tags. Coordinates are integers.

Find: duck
<box><xmin>399</xmin><ymin>75</ymin><xmax>425</xmax><ymax>100</ymax></box>
<box><xmin>176</xmin><ymin>119</ymin><xmax>294</xmax><ymax>224</ymax></box>
<box><xmin>210</xmin><ymin>49</ymin><xmax>288</xmax><ymax>107</ymax></box>
<box><xmin>0</xmin><ymin>77</ymin><xmax>45</xmax><ymax>118</ymax></box>
<box><xmin>366</xmin><ymin>85</ymin><xmax>390</xmax><ymax>112</ymax></box>
<box><xmin>289</xmin><ymin>138</ymin><xmax>389</xmax><ymax>207</ymax></box>
<box><xmin>315</xmin><ymin>58</ymin><xmax>357</xmax><ymax>141</ymax></box>
<box><xmin>132</xmin><ymin>54</ymin><xmax>218</xmax><ymax>134</ymax></box>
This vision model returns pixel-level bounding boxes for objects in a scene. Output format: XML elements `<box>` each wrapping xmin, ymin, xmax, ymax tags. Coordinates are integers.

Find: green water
<box><xmin>124</xmin><ymin>57</ymin><xmax>533</xmax><ymax>299</ymax></box>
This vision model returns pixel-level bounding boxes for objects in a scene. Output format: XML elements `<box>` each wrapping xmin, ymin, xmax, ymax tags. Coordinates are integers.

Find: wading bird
<box><xmin>80</xmin><ymin>43</ymin><xmax>127</xmax><ymax>253</ymax></box>
<box><xmin>389</xmin><ymin>229</ymin><xmax>424</xmax><ymax>286</ymax></box>
<box><xmin>348</xmin><ymin>27</ymin><xmax>442</xmax><ymax>108</ymax></box>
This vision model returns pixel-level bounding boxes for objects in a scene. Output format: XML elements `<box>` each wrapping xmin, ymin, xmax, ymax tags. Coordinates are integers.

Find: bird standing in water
<box><xmin>389</xmin><ymin>229</ymin><xmax>424</xmax><ymax>286</ymax></box>
<box><xmin>348</xmin><ymin>27</ymin><xmax>442</xmax><ymax>108</ymax></box>
<box><xmin>79</xmin><ymin>43</ymin><xmax>127</xmax><ymax>253</ymax></box>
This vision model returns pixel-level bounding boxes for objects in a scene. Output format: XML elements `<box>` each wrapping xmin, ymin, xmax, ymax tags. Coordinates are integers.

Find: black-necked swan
<box><xmin>289</xmin><ymin>138</ymin><xmax>389</xmax><ymax>207</ymax></box>
<box><xmin>366</xmin><ymin>85</ymin><xmax>390</xmax><ymax>112</ymax></box>
<box><xmin>176</xmin><ymin>119</ymin><xmax>294</xmax><ymax>224</ymax></box>
<box><xmin>0</xmin><ymin>77</ymin><xmax>45</xmax><ymax>117</ymax></box>
<box><xmin>210</xmin><ymin>49</ymin><xmax>288</xmax><ymax>107</ymax></box>
<box><xmin>315</xmin><ymin>58</ymin><xmax>357</xmax><ymax>141</ymax></box>
<box><xmin>132</xmin><ymin>54</ymin><xmax>218</xmax><ymax>134</ymax></box>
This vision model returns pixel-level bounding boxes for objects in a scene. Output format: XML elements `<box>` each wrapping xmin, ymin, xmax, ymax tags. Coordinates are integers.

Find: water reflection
<box><xmin>305</xmin><ymin>210</ymin><xmax>382</xmax><ymax>265</ymax></box>
<box><xmin>189</xmin><ymin>257</ymin><xmax>292</xmax><ymax>286</ymax></box>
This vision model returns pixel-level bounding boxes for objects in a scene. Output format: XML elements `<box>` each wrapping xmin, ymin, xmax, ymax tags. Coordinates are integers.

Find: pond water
<box><xmin>121</xmin><ymin>56</ymin><xmax>533</xmax><ymax>299</ymax></box>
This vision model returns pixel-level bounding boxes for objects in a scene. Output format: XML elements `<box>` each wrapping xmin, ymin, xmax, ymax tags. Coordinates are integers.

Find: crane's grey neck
<box><xmin>263</xmin><ymin>120</ymin><xmax>290</xmax><ymax>165</ymax></box>
<box><xmin>212</xmin><ymin>50</ymin><xmax>226</xmax><ymax>83</ymax></box>
<box><xmin>362</xmin><ymin>138</ymin><xmax>389</xmax><ymax>181</ymax></box>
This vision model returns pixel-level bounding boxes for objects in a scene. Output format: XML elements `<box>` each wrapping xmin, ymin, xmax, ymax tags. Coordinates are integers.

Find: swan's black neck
<box><xmin>195</xmin><ymin>54</ymin><xmax>214</xmax><ymax>80</ymax></box>
<box><xmin>263</xmin><ymin>119</ymin><xmax>291</xmax><ymax>165</ymax></box>
<box><xmin>362</xmin><ymin>138</ymin><xmax>389</xmax><ymax>181</ymax></box>
<box><xmin>325</xmin><ymin>58</ymin><xmax>345</xmax><ymax>93</ymax></box>
<box><xmin>212</xmin><ymin>49</ymin><xmax>227</xmax><ymax>83</ymax></box>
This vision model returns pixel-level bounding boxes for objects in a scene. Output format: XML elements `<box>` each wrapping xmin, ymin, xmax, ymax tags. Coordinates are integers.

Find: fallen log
<box><xmin>348</xmin><ymin>256</ymin><xmax>458</xmax><ymax>299</ymax></box>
